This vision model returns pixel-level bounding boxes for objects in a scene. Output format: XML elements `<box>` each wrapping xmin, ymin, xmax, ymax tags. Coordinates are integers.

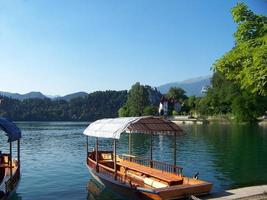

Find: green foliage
<box><xmin>205</xmin><ymin>73</ymin><xmax>239</xmax><ymax>115</ymax></box>
<box><xmin>180</xmin><ymin>103</ymin><xmax>190</xmax><ymax>114</ymax></box>
<box><xmin>166</xmin><ymin>87</ymin><xmax>187</xmax><ymax>101</ymax></box>
<box><xmin>165</xmin><ymin>87</ymin><xmax>188</xmax><ymax>116</ymax></box>
<box><xmin>0</xmin><ymin>90</ymin><xmax>127</xmax><ymax>121</ymax></box>
<box><xmin>207</xmin><ymin>3</ymin><xmax>267</xmax><ymax>122</ymax></box>
<box><xmin>232</xmin><ymin>91</ymin><xmax>267</xmax><ymax>122</ymax></box>
<box><xmin>118</xmin><ymin>82</ymin><xmax>161</xmax><ymax>117</ymax></box>
<box><xmin>187</xmin><ymin>96</ymin><xmax>197</xmax><ymax>109</ymax></box>
<box><xmin>143</xmin><ymin>106</ymin><xmax>158</xmax><ymax>116</ymax></box>
<box><xmin>120</xmin><ymin>82</ymin><xmax>150</xmax><ymax>117</ymax></box>
<box><xmin>214</xmin><ymin>3</ymin><xmax>267</xmax><ymax>96</ymax></box>
<box><xmin>184</xmin><ymin>96</ymin><xmax>201</xmax><ymax>116</ymax></box>
<box><xmin>172</xmin><ymin>110</ymin><xmax>178</xmax><ymax>116</ymax></box>
<box><xmin>198</xmin><ymin>72</ymin><xmax>267</xmax><ymax>122</ymax></box>
<box><xmin>118</xmin><ymin>105</ymin><xmax>129</xmax><ymax>117</ymax></box>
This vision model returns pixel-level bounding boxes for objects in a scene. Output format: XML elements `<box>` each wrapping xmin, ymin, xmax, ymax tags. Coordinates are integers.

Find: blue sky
<box><xmin>0</xmin><ymin>0</ymin><xmax>266</xmax><ymax>95</ymax></box>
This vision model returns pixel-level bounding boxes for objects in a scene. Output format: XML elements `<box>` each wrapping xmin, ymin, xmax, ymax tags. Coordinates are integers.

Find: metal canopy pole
<box><xmin>9</xmin><ymin>141</ymin><xmax>12</xmax><ymax>177</ymax></box>
<box><xmin>95</xmin><ymin>137</ymin><xmax>99</xmax><ymax>172</ymax></box>
<box><xmin>174</xmin><ymin>132</ymin><xmax>177</xmax><ymax>172</ymax></box>
<box><xmin>17</xmin><ymin>139</ymin><xmax>20</xmax><ymax>165</ymax></box>
<box><xmin>113</xmin><ymin>139</ymin><xmax>117</xmax><ymax>180</ymax></box>
<box><xmin>128</xmin><ymin>133</ymin><xmax>131</xmax><ymax>156</ymax></box>
<box><xmin>129</xmin><ymin>133</ymin><xmax>132</xmax><ymax>162</ymax></box>
<box><xmin>86</xmin><ymin>136</ymin><xmax>89</xmax><ymax>158</ymax></box>
<box><xmin>150</xmin><ymin>134</ymin><xmax>153</xmax><ymax>168</ymax></box>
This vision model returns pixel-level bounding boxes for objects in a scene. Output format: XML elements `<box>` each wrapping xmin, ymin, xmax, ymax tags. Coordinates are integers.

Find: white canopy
<box><xmin>83</xmin><ymin>116</ymin><xmax>183</xmax><ymax>139</ymax></box>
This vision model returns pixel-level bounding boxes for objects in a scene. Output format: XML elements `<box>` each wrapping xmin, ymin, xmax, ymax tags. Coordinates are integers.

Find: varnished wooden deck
<box><xmin>118</xmin><ymin>160</ymin><xmax>183</xmax><ymax>185</ymax></box>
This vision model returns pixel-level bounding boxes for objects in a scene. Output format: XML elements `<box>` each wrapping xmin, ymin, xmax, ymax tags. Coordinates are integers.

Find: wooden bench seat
<box><xmin>117</xmin><ymin>160</ymin><xmax>183</xmax><ymax>186</ymax></box>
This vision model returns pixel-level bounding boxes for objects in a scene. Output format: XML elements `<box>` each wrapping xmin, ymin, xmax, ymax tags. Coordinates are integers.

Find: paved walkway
<box><xmin>207</xmin><ymin>185</ymin><xmax>267</xmax><ymax>199</ymax></box>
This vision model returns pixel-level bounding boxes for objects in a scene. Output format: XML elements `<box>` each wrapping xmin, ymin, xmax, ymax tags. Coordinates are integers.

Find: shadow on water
<box><xmin>9</xmin><ymin>193</ymin><xmax>22</xmax><ymax>200</ymax></box>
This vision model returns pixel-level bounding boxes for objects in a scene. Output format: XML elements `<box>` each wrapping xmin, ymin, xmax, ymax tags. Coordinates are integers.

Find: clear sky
<box><xmin>0</xmin><ymin>0</ymin><xmax>266</xmax><ymax>95</ymax></box>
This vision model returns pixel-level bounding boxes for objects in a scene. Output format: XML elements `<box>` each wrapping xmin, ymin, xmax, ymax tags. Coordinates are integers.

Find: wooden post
<box><xmin>174</xmin><ymin>132</ymin><xmax>177</xmax><ymax>173</ymax></box>
<box><xmin>150</xmin><ymin>134</ymin><xmax>153</xmax><ymax>168</ymax></box>
<box><xmin>17</xmin><ymin>139</ymin><xmax>20</xmax><ymax>165</ymax></box>
<box><xmin>9</xmin><ymin>141</ymin><xmax>12</xmax><ymax>177</ymax></box>
<box><xmin>95</xmin><ymin>137</ymin><xmax>99</xmax><ymax>172</ymax></box>
<box><xmin>113</xmin><ymin>139</ymin><xmax>117</xmax><ymax>180</ymax></box>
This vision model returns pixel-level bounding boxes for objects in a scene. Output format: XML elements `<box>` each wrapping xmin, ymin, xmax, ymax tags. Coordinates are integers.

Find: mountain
<box><xmin>157</xmin><ymin>75</ymin><xmax>211</xmax><ymax>96</ymax></box>
<box><xmin>0</xmin><ymin>91</ymin><xmax>88</xmax><ymax>101</ymax></box>
<box><xmin>54</xmin><ymin>92</ymin><xmax>88</xmax><ymax>101</ymax></box>
<box><xmin>1</xmin><ymin>75</ymin><xmax>211</xmax><ymax>101</ymax></box>
<box><xmin>0</xmin><ymin>91</ymin><xmax>48</xmax><ymax>100</ymax></box>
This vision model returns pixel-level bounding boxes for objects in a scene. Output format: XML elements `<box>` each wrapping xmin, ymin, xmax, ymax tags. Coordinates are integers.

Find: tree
<box><xmin>122</xmin><ymin>82</ymin><xmax>150</xmax><ymax>116</ymax></box>
<box><xmin>185</xmin><ymin>96</ymin><xmax>199</xmax><ymax>116</ymax></box>
<box><xmin>0</xmin><ymin>90</ymin><xmax>128</xmax><ymax>121</ymax></box>
<box><xmin>232</xmin><ymin>91</ymin><xmax>267</xmax><ymax>122</ymax></box>
<box><xmin>214</xmin><ymin>3</ymin><xmax>267</xmax><ymax>96</ymax></box>
<box><xmin>118</xmin><ymin>105</ymin><xmax>129</xmax><ymax>117</ymax></box>
<box><xmin>143</xmin><ymin>106</ymin><xmax>158</xmax><ymax>116</ymax></box>
<box><xmin>206</xmin><ymin>73</ymin><xmax>239</xmax><ymax>115</ymax></box>
<box><xmin>166</xmin><ymin>87</ymin><xmax>187</xmax><ymax>101</ymax></box>
<box><xmin>198</xmin><ymin>72</ymin><xmax>267</xmax><ymax>122</ymax></box>
<box><xmin>118</xmin><ymin>83</ymin><xmax>161</xmax><ymax>117</ymax></box>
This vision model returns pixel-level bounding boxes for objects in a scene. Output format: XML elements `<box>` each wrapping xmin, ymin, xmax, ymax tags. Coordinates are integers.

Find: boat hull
<box><xmin>0</xmin><ymin>176</ymin><xmax>20</xmax><ymax>200</ymax></box>
<box><xmin>88</xmin><ymin>166</ymin><xmax>141</xmax><ymax>200</ymax></box>
<box><xmin>0</xmin><ymin>162</ymin><xmax>21</xmax><ymax>200</ymax></box>
<box><xmin>155</xmin><ymin>184</ymin><xmax>212</xmax><ymax>200</ymax></box>
<box><xmin>87</xmin><ymin>164</ymin><xmax>212</xmax><ymax>200</ymax></box>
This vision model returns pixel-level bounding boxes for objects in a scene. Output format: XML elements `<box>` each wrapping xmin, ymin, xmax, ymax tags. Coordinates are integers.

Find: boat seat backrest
<box><xmin>3</xmin><ymin>156</ymin><xmax>9</xmax><ymax>164</ymax></box>
<box><xmin>100</xmin><ymin>153</ymin><xmax>112</xmax><ymax>160</ymax></box>
<box><xmin>144</xmin><ymin>177</ymin><xmax>168</xmax><ymax>189</ymax></box>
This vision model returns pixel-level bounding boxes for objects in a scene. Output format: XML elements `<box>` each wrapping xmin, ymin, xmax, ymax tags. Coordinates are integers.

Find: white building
<box><xmin>159</xmin><ymin>96</ymin><xmax>181</xmax><ymax>116</ymax></box>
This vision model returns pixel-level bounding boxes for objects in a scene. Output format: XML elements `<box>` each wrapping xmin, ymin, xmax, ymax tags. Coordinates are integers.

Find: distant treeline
<box><xmin>0</xmin><ymin>90</ymin><xmax>127</xmax><ymax>121</ymax></box>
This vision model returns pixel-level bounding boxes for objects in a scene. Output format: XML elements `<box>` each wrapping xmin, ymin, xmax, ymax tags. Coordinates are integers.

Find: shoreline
<box><xmin>171</xmin><ymin>116</ymin><xmax>267</xmax><ymax>125</ymax></box>
<box><xmin>207</xmin><ymin>185</ymin><xmax>267</xmax><ymax>200</ymax></box>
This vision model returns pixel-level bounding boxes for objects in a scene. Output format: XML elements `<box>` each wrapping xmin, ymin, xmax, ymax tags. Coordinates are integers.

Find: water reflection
<box><xmin>201</xmin><ymin>124</ymin><xmax>267</xmax><ymax>189</ymax></box>
<box><xmin>10</xmin><ymin>193</ymin><xmax>22</xmax><ymax>200</ymax></box>
<box><xmin>87</xmin><ymin>179</ymin><xmax>123</xmax><ymax>200</ymax></box>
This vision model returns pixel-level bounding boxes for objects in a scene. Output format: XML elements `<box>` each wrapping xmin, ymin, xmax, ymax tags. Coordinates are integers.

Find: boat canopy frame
<box><xmin>83</xmin><ymin>116</ymin><xmax>183</xmax><ymax>139</ymax></box>
<box><xmin>0</xmin><ymin>117</ymin><xmax>21</xmax><ymax>142</ymax></box>
<box><xmin>84</xmin><ymin>116</ymin><xmax>184</xmax><ymax>178</ymax></box>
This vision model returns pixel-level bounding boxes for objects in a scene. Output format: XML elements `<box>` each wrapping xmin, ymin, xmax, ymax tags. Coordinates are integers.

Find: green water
<box><xmin>0</xmin><ymin>122</ymin><xmax>266</xmax><ymax>200</ymax></box>
<box><xmin>180</xmin><ymin>123</ymin><xmax>267</xmax><ymax>191</ymax></box>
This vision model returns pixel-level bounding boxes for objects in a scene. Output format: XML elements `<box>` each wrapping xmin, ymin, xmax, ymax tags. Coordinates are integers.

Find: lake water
<box><xmin>0</xmin><ymin>122</ymin><xmax>267</xmax><ymax>200</ymax></box>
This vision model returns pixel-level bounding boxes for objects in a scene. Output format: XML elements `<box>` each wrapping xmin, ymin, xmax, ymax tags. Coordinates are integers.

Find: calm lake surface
<box><xmin>0</xmin><ymin>122</ymin><xmax>267</xmax><ymax>200</ymax></box>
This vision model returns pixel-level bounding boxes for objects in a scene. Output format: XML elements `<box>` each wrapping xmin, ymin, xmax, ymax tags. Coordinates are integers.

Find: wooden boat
<box><xmin>0</xmin><ymin>118</ymin><xmax>21</xmax><ymax>200</ymax></box>
<box><xmin>84</xmin><ymin>116</ymin><xmax>212</xmax><ymax>200</ymax></box>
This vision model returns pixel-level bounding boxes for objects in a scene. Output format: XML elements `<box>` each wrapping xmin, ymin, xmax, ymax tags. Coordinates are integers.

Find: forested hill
<box><xmin>0</xmin><ymin>90</ymin><xmax>127</xmax><ymax>121</ymax></box>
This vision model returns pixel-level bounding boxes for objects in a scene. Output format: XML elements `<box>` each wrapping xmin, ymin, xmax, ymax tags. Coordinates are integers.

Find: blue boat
<box><xmin>0</xmin><ymin>118</ymin><xmax>21</xmax><ymax>200</ymax></box>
